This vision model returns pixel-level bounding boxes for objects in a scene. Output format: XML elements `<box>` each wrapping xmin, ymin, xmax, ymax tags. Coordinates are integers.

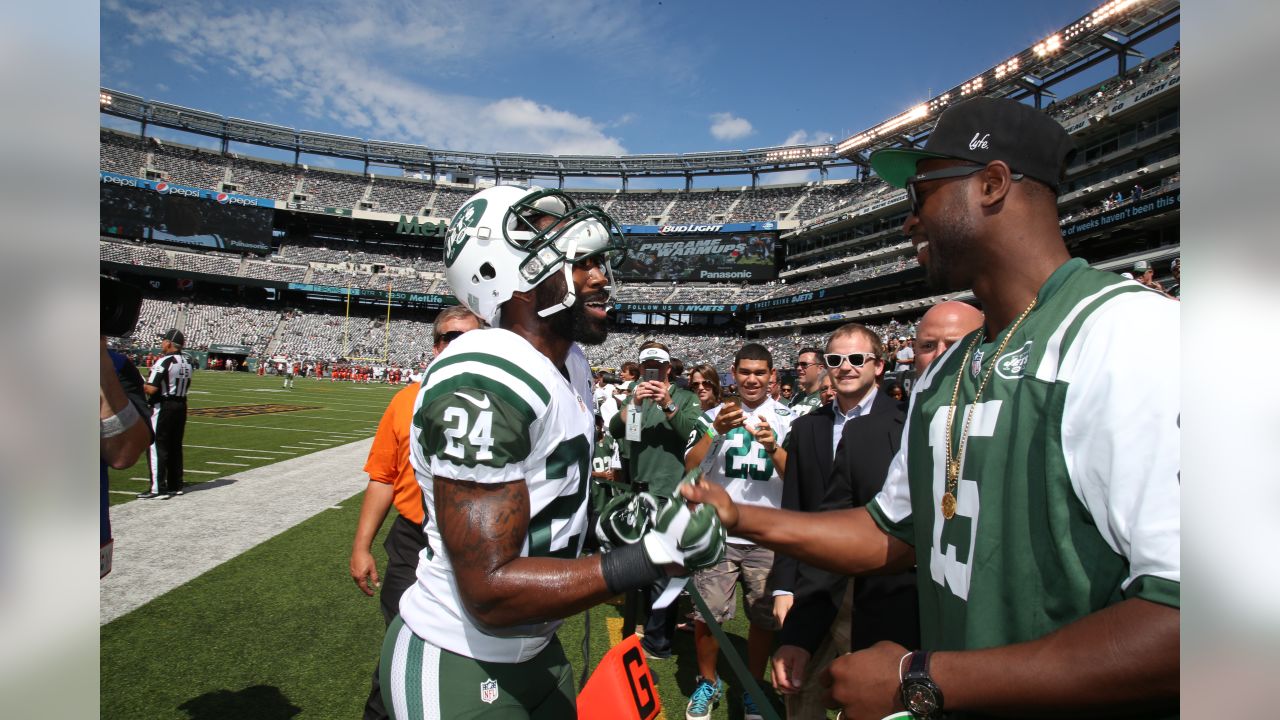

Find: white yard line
<box><xmin>186</xmin><ymin>445</ymin><xmax>296</xmax><ymax>454</ymax></box>
<box><xmin>101</xmin><ymin>438</ymin><xmax>374</xmax><ymax>625</ymax></box>
<box><xmin>187</xmin><ymin>420</ymin><xmax>372</xmax><ymax>434</ymax></box>
<box><xmin>184</xmin><ymin>469</ymin><xmax>219</xmax><ymax>475</ymax></box>
<box><xmin>234</xmin><ymin>455</ymin><xmax>275</xmax><ymax>460</ymax></box>
<box><xmin>206</xmin><ymin>461</ymin><xmax>249</xmax><ymax>467</ymax></box>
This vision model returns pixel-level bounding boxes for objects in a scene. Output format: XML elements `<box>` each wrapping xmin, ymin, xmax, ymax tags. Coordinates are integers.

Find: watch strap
<box><xmin>901</xmin><ymin>650</ymin><xmax>944</xmax><ymax>719</ymax></box>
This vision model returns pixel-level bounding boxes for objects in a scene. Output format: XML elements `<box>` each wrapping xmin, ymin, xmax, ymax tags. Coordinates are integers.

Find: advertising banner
<box><xmin>616</xmin><ymin>224</ymin><xmax>777</xmax><ymax>282</ymax></box>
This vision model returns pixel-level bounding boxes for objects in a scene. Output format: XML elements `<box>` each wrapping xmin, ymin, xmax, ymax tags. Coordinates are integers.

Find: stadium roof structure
<box><xmin>834</xmin><ymin>0</ymin><xmax>1180</xmax><ymax>163</ymax></box>
<box><xmin>100</xmin><ymin>0</ymin><xmax>1177</xmax><ymax>186</ymax></box>
<box><xmin>99</xmin><ymin>88</ymin><xmax>853</xmax><ymax>186</ymax></box>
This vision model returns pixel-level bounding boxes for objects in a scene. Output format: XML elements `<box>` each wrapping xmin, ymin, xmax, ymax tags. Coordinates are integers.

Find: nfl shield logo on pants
<box><xmin>480</xmin><ymin>678</ymin><xmax>500</xmax><ymax>704</ymax></box>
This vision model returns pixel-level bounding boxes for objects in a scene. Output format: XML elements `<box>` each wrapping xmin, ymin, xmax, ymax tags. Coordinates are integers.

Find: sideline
<box><xmin>100</xmin><ymin>438</ymin><xmax>374</xmax><ymax>625</ymax></box>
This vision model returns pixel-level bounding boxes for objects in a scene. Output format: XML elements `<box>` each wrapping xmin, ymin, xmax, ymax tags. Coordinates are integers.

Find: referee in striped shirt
<box><xmin>140</xmin><ymin>328</ymin><xmax>194</xmax><ymax>499</ymax></box>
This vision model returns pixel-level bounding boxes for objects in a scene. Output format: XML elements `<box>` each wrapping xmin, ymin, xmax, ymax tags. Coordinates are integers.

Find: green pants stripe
<box><xmin>381</xmin><ymin>616</ymin><xmax>576</xmax><ymax>719</ymax></box>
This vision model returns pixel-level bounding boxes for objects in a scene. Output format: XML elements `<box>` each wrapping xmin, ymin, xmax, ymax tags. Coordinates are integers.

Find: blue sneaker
<box><xmin>685</xmin><ymin>675</ymin><xmax>723</xmax><ymax>720</ymax></box>
<box><xmin>743</xmin><ymin>690</ymin><xmax>764</xmax><ymax>720</ymax></box>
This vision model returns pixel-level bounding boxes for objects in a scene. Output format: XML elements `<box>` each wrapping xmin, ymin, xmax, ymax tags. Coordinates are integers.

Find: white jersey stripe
<box><xmin>1033</xmin><ymin>281</ymin><xmax>1129</xmax><ymax>382</ymax></box>
<box><xmin>390</xmin><ymin>623</ymin><xmax>411</xmax><ymax>720</ymax></box>
<box><xmin>420</xmin><ymin>641</ymin><xmax>441</xmax><ymax>720</ymax></box>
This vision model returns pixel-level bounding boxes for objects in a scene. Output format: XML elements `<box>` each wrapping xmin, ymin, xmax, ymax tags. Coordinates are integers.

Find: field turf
<box><xmin>106</xmin><ymin>371</ymin><xmax>398</xmax><ymax>505</ymax></box>
<box><xmin>102</xmin><ymin>371</ymin><xmax>810</xmax><ymax>719</ymax></box>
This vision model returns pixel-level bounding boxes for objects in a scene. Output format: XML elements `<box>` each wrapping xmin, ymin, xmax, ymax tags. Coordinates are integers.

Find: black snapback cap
<box><xmin>870</xmin><ymin>96</ymin><xmax>1076</xmax><ymax>192</ymax></box>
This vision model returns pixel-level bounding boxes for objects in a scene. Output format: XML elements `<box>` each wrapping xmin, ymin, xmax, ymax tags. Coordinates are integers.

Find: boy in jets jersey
<box><xmin>682</xmin><ymin>342</ymin><xmax>794</xmax><ymax>720</ymax></box>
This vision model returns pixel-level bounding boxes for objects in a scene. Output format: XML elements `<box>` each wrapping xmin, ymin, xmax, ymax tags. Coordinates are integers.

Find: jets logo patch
<box><xmin>445</xmin><ymin>198</ymin><xmax>487</xmax><ymax>266</ymax></box>
<box><xmin>995</xmin><ymin>341</ymin><xmax>1034</xmax><ymax>380</ymax></box>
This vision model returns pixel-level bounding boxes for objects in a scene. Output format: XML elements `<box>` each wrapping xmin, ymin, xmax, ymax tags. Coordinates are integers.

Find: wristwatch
<box><xmin>662</xmin><ymin>401</ymin><xmax>678</xmax><ymax>414</ymax></box>
<box><xmin>900</xmin><ymin>650</ymin><xmax>944</xmax><ymax>719</ymax></box>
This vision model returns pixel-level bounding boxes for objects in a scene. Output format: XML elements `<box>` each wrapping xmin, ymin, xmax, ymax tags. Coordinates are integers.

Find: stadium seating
<box><xmin>150</xmin><ymin>141</ymin><xmax>227</xmax><ymax>189</ymax></box>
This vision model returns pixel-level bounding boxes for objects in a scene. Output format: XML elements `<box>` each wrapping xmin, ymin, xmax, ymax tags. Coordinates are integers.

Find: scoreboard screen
<box><xmin>100</xmin><ymin>183</ymin><xmax>274</xmax><ymax>253</ymax></box>
<box><xmin>617</xmin><ymin>230</ymin><xmax>776</xmax><ymax>282</ymax></box>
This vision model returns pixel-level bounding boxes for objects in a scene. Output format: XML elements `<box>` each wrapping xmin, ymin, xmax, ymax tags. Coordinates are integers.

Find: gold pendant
<box><xmin>946</xmin><ymin>459</ymin><xmax>960</xmax><ymax>485</ymax></box>
<box><xmin>941</xmin><ymin>492</ymin><xmax>957</xmax><ymax>520</ymax></box>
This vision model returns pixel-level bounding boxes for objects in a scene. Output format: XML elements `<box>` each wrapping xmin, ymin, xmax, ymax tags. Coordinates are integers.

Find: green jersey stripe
<box><xmin>429</xmin><ymin>352</ymin><xmax>551</xmax><ymax>404</ymax></box>
<box><xmin>420</xmin><ymin>374</ymin><xmax>537</xmax><ymax>429</ymax></box>
<box><xmin>405</xmin><ymin>628</ymin><xmax>425</xmax><ymax>720</ymax></box>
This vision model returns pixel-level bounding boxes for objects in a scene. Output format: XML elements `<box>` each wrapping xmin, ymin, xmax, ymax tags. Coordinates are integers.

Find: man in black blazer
<box><xmin>772</xmin><ymin>323</ymin><xmax>911</xmax><ymax>717</ymax></box>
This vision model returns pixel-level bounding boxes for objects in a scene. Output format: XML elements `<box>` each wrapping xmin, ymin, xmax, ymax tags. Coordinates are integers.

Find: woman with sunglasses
<box><xmin>687</xmin><ymin>363</ymin><xmax>722</xmax><ymax>415</ymax></box>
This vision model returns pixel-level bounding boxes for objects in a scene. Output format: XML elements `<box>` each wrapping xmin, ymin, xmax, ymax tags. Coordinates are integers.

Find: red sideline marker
<box><xmin>577</xmin><ymin>634</ymin><xmax>661</xmax><ymax>720</ymax></box>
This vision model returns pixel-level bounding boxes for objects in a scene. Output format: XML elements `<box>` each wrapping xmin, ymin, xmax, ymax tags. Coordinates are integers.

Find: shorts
<box><xmin>381</xmin><ymin>616</ymin><xmax>575</xmax><ymax>719</ymax></box>
<box><xmin>691</xmin><ymin>542</ymin><xmax>776</xmax><ymax>629</ymax></box>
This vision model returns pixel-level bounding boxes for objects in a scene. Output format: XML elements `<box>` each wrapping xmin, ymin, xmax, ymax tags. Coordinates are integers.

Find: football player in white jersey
<box><xmin>381</xmin><ymin>184</ymin><xmax>726</xmax><ymax>719</ymax></box>
<box><xmin>683</xmin><ymin>343</ymin><xmax>794</xmax><ymax>720</ymax></box>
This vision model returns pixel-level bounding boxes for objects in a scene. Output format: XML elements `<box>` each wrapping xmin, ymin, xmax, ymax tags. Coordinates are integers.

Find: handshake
<box><xmin>596</xmin><ymin>468</ymin><xmax>726</xmax><ymax>571</ymax></box>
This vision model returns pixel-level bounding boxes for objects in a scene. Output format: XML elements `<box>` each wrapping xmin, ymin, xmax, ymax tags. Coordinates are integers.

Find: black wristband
<box><xmin>600</xmin><ymin>541</ymin><xmax>664</xmax><ymax>595</ymax></box>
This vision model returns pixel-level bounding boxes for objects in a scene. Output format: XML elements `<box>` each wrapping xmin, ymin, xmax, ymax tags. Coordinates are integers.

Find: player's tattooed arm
<box><xmin>434</xmin><ymin>476</ymin><xmax>614</xmax><ymax>628</ymax></box>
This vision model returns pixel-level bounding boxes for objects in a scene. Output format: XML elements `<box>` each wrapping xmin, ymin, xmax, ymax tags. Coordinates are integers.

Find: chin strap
<box><xmin>536</xmin><ymin>236</ymin><xmax>579</xmax><ymax>319</ymax></box>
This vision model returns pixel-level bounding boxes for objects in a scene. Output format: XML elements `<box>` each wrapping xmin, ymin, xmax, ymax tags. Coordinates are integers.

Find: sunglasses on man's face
<box><xmin>824</xmin><ymin>352</ymin><xmax>878</xmax><ymax>369</ymax></box>
<box><xmin>905</xmin><ymin>163</ymin><xmax>1024</xmax><ymax>217</ymax></box>
<box><xmin>437</xmin><ymin>330</ymin><xmax>466</xmax><ymax>346</ymax></box>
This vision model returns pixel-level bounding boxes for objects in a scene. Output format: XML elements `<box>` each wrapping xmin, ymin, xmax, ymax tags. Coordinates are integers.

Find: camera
<box><xmin>102</xmin><ymin>275</ymin><xmax>143</xmax><ymax>337</ymax></box>
<box><xmin>643</xmin><ymin>367</ymin><xmax>662</xmax><ymax>383</ymax></box>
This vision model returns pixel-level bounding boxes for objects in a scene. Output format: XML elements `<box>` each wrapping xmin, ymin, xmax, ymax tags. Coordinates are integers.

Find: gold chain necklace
<box><xmin>941</xmin><ymin>297</ymin><xmax>1038</xmax><ymax>520</ymax></box>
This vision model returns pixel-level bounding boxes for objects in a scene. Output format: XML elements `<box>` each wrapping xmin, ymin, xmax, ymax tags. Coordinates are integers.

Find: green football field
<box><xmin>106</xmin><ymin>371</ymin><xmax>398</xmax><ymax>504</ymax></box>
<box><xmin>102</xmin><ymin>371</ymin><xmax>812</xmax><ymax>719</ymax></box>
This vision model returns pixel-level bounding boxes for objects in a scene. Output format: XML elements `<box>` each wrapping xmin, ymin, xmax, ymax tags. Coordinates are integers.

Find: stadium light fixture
<box><xmin>100</xmin><ymin>91</ymin><xmax>113</xmax><ymax>106</ymax></box>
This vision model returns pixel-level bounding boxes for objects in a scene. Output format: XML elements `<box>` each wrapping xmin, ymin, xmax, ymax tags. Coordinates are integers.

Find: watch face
<box><xmin>904</xmin><ymin>684</ymin><xmax>939</xmax><ymax>714</ymax></box>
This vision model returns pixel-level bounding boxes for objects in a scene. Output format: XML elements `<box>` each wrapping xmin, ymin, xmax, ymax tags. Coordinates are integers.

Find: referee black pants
<box><xmin>364</xmin><ymin>514</ymin><xmax>427</xmax><ymax>720</ymax></box>
<box><xmin>147</xmin><ymin>398</ymin><xmax>187</xmax><ymax>494</ymax></box>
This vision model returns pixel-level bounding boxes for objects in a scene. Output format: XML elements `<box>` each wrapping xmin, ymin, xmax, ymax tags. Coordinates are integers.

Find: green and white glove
<box><xmin>642</xmin><ymin>497</ymin><xmax>726</xmax><ymax>570</ymax></box>
<box><xmin>595</xmin><ymin>491</ymin><xmax>660</xmax><ymax>550</ymax></box>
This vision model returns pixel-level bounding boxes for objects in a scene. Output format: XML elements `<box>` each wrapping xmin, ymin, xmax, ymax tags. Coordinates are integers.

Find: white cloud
<box><xmin>101</xmin><ymin>0</ymin><xmax>630</xmax><ymax>156</ymax></box>
<box><xmin>709</xmin><ymin>112</ymin><xmax>753</xmax><ymax>141</ymax></box>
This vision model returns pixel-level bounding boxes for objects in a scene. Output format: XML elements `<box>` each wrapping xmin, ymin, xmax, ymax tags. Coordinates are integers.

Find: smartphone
<box><xmin>643</xmin><ymin>367</ymin><xmax>661</xmax><ymax>383</ymax></box>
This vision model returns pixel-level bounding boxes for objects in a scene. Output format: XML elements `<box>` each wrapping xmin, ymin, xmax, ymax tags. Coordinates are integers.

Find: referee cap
<box><xmin>160</xmin><ymin>328</ymin><xmax>186</xmax><ymax>346</ymax></box>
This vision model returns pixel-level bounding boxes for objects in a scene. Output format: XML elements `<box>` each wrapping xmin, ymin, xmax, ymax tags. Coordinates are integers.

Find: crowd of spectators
<box><xmin>150</xmin><ymin>141</ymin><xmax>227</xmax><ymax>189</ymax></box>
<box><xmin>1057</xmin><ymin>173</ymin><xmax>1180</xmax><ymax>228</ymax></box>
<box><xmin>299</xmin><ymin>168</ymin><xmax>370</xmax><ymax>209</ymax></box>
<box><xmin>228</xmin><ymin>157</ymin><xmax>301</xmax><ymax>199</ymax></box>
<box><xmin>168</xmin><ymin>252</ymin><xmax>241</xmax><ymax>277</ymax></box>
<box><xmin>607</xmin><ymin>192</ymin><xmax>675</xmax><ymax>224</ymax></box>
<box><xmin>663</xmin><ymin>190</ymin><xmax>740</xmax><ymax>223</ymax></box>
<box><xmin>367</xmin><ymin>175</ymin><xmax>433</xmax><ymax>215</ymax></box>
<box><xmin>1046</xmin><ymin>43</ymin><xmax>1180</xmax><ymax>125</ymax></box>
<box><xmin>728</xmin><ymin>186</ymin><xmax>804</xmax><ymax>222</ymax></box>
<box><xmin>100</xmin><ymin>128</ymin><xmax>148</xmax><ymax>176</ymax></box>
<box><xmin>240</xmin><ymin>260</ymin><xmax>308</xmax><ymax>283</ymax></box>
<box><xmin>181</xmin><ymin>302</ymin><xmax>282</xmax><ymax>349</ymax></box>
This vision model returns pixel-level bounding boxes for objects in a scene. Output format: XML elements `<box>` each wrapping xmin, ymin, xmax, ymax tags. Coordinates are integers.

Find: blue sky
<box><xmin>100</xmin><ymin>0</ymin><xmax>1178</xmax><ymax>187</ymax></box>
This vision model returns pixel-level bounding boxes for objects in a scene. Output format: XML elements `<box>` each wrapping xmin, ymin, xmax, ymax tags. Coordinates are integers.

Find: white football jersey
<box><xmin>699</xmin><ymin>396</ymin><xmax>795</xmax><ymax>544</ymax></box>
<box><xmin>400</xmin><ymin>328</ymin><xmax>595</xmax><ymax>662</ymax></box>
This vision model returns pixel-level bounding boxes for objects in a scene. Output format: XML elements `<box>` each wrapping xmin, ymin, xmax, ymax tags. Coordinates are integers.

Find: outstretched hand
<box><xmin>679</xmin><ymin>470</ymin><xmax>739</xmax><ymax>532</ymax></box>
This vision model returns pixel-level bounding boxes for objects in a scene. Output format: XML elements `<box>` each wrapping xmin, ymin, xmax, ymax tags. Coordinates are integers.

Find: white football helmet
<box><xmin>443</xmin><ymin>185</ymin><xmax>626</xmax><ymax>325</ymax></box>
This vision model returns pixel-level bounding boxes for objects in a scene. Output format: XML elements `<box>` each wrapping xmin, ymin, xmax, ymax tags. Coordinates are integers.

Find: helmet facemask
<box><xmin>503</xmin><ymin>189</ymin><xmax>628</xmax><ymax>319</ymax></box>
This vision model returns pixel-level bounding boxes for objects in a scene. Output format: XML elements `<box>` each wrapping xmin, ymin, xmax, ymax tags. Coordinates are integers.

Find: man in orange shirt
<box><xmin>350</xmin><ymin>305</ymin><xmax>481</xmax><ymax>720</ymax></box>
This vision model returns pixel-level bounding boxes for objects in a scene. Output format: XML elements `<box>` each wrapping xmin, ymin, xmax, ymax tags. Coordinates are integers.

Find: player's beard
<box><xmin>537</xmin><ymin>274</ymin><xmax>610</xmax><ymax>345</ymax></box>
<box><xmin>921</xmin><ymin>199</ymin><xmax>978</xmax><ymax>292</ymax></box>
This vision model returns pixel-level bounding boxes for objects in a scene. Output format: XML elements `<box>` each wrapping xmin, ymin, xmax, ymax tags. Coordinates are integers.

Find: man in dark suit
<box><xmin>772</xmin><ymin>323</ymin><xmax>912</xmax><ymax>717</ymax></box>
